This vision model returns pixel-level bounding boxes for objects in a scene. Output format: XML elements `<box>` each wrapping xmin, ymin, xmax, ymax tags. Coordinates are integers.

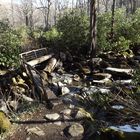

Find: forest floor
<box><xmin>5</xmin><ymin>102</ymin><xmax>84</xmax><ymax>140</ymax></box>
<box><xmin>1</xmin><ymin>49</ymin><xmax>140</xmax><ymax>140</ymax></box>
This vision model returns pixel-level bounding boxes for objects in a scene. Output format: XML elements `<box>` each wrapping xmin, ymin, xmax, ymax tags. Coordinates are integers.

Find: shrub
<box><xmin>0</xmin><ymin>20</ymin><xmax>21</xmax><ymax>68</ymax></box>
<box><xmin>97</xmin><ymin>9</ymin><xmax>131</xmax><ymax>51</ymax></box>
<box><xmin>57</xmin><ymin>10</ymin><xmax>89</xmax><ymax>52</ymax></box>
<box><xmin>97</xmin><ymin>8</ymin><xmax>140</xmax><ymax>52</ymax></box>
<box><xmin>43</xmin><ymin>27</ymin><xmax>60</xmax><ymax>41</ymax></box>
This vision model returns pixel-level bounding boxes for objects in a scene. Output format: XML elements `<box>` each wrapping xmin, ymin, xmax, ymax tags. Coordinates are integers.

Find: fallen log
<box><xmin>27</xmin><ymin>54</ymin><xmax>53</xmax><ymax>66</ymax></box>
<box><xmin>44</xmin><ymin>58</ymin><xmax>57</xmax><ymax>73</ymax></box>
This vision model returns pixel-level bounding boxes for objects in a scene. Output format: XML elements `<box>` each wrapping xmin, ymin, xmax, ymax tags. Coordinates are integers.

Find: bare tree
<box><xmin>11</xmin><ymin>0</ymin><xmax>14</xmax><ymax>26</ymax></box>
<box><xmin>37</xmin><ymin>0</ymin><xmax>52</xmax><ymax>30</ymax></box>
<box><xmin>102</xmin><ymin>0</ymin><xmax>110</xmax><ymax>12</ymax></box>
<box><xmin>20</xmin><ymin>0</ymin><xmax>34</xmax><ymax>28</ymax></box>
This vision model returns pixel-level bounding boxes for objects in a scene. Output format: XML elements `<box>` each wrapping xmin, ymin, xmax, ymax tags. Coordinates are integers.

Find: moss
<box><xmin>0</xmin><ymin>111</ymin><xmax>11</xmax><ymax>133</ymax></box>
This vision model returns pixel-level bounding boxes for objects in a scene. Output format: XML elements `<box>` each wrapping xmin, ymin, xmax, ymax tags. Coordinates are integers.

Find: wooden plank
<box><xmin>20</xmin><ymin>48</ymin><xmax>47</xmax><ymax>60</ymax></box>
<box><xmin>27</xmin><ymin>54</ymin><xmax>53</xmax><ymax>66</ymax></box>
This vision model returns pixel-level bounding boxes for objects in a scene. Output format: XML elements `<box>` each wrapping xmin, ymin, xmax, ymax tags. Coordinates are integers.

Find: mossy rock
<box><xmin>0</xmin><ymin>111</ymin><xmax>11</xmax><ymax>133</ymax></box>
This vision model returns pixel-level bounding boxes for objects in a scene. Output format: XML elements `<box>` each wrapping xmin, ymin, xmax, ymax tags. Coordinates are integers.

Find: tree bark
<box><xmin>132</xmin><ymin>0</ymin><xmax>137</xmax><ymax>13</ymax></box>
<box><xmin>110</xmin><ymin>0</ymin><xmax>115</xmax><ymax>42</ymax></box>
<box><xmin>25</xmin><ymin>15</ymin><xmax>29</xmax><ymax>27</ymax></box>
<box><xmin>89</xmin><ymin>0</ymin><xmax>97</xmax><ymax>58</ymax></box>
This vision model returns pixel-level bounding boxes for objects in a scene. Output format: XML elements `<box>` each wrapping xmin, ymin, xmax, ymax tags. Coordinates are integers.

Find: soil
<box><xmin>5</xmin><ymin>101</ymin><xmax>84</xmax><ymax>140</ymax></box>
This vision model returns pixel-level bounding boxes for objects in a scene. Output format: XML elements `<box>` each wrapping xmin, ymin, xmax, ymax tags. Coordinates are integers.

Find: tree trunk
<box><xmin>87</xmin><ymin>0</ymin><xmax>90</xmax><ymax>15</ymax></box>
<box><xmin>11</xmin><ymin>0</ymin><xmax>14</xmax><ymax>26</ymax></box>
<box><xmin>25</xmin><ymin>15</ymin><xmax>29</xmax><ymax>27</ymax></box>
<box><xmin>132</xmin><ymin>0</ymin><xmax>137</xmax><ymax>13</ymax></box>
<box><xmin>126</xmin><ymin>0</ymin><xmax>129</xmax><ymax>15</ymax></box>
<box><xmin>110</xmin><ymin>0</ymin><xmax>115</xmax><ymax>42</ymax></box>
<box><xmin>89</xmin><ymin>0</ymin><xmax>97</xmax><ymax>58</ymax></box>
<box><xmin>97</xmin><ymin>0</ymin><xmax>100</xmax><ymax>13</ymax></box>
<box><xmin>104</xmin><ymin>0</ymin><xmax>109</xmax><ymax>12</ymax></box>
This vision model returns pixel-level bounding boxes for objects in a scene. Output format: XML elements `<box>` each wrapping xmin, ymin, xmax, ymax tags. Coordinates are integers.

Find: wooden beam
<box><xmin>27</xmin><ymin>54</ymin><xmax>53</xmax><ymax>66</ymax></box>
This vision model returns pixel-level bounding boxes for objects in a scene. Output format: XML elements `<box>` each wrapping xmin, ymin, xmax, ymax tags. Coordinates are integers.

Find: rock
<box><xmin>61</xmin><ymin>87</ymin><xmax>70</xmax><ymax>95</ymax></box>
<box><xmin>22</xmin><ymin>72</ymin><xmax>27</xmax><ymax>77</ymax></box>
<box><xmin>82</xmin><ymin>86</ymin><xmax>110</xmax><ymax>95</ymax></box>
<box><xmin>46</xmin><ymin>87</ymin><xmax>57</xmax><ymax>100</ymax></box>
<box><xmin>69</xmin><ymin>104</ymin><xmax>75</xmax><ymax>109</ymax></box>
<box><xmin>105</xmin><ymin>67</ymin><xmax>134</xmax><ymax>80</ymax></box>
<box><xmin>112</xmin><ymin>105</ymin><xmax>124</xmax><ymax>110</ymax></box>
<box><xmin>60</xmin><ymin>109</ymin><xmax>71</xmax><ymax>115</ymax></box>
<box><xmin>82</xmin><ymin>66</ymin><xmax>91</xmax><ymax>74</ymax></box>
<box><xmin>92</xmin><ymin>73</ymin><xmax>112</xmax><ymax>84</ymax></box>
<box><xmin>73</xmin><ymin>74</ymin><xmax>80</xmax><ymax>82</ymax></box>
<box><xmin>99</xmin><ymin>88</ymin><xmax>110</xmax><ymax>93</ymax></box>
<box><xmin>45</xmin><ymin>113</ymin><xmax>60</xmax><ymax>120</ymax></box>
<box><xmin>91</xmin><ymin>58</ymin><xmax>102</xmax><ymax>64</ymax></box>
<box><xmin>26</xmin><ymin>137</ymin><xmax>30</xmax><ymax>140</ymax></box>
<box><xmin>0</xmin><ymin>111</ymin><xmax>11</xmax><ymax>132</ymax></box>
<box><xmin>9</xmin><ymin>100</ymin><xmax>18</xmax><ymax>111</ymax></box>
<box><xmin>57</xmin><ymin>68</ymin><xmax>65</xmax><ymax>74</ymax></box>
<box><xmin>60</xmin><ymin>52</ymin><xmax>66</xmax><ymax>61</ymax></box>
<box><xmin>115</xmin><ymin>79</ymin><xmax>132</xmax><ymax>84</ymax></box>
<box><xmin>106</xmin><ymin>67</ymin><xmax>133</xmax><ymax>74</ymax></box>
<box><xmin>58</xmin><ymin>81</ymin><xmax>64</xmax><ymax>87</ymax></box>
<box><xmin>63</xmin><ymin>115</ymin><xmax>70</xmax><ymax>120</ymax></box>
<box><xmin>99</xmin><ymin>60</ymin><xmax>111</xmax><ymax>68</ymax></box>
<box><xmin>92</xmin><ymin>79</ymin><xmax>112</xmax><ymax>84</ymax></box>
<box><xmin>54</xmin><ymin>121</ymin><xmax>62</xmax><ymax>126</ymax></box>
<box><xmin>0</xmin><ymin>70</ymin><xmax>8</xmax><ymax>75</ymax></box>
<box><xmin>63</xmin><ymin>77</ymin><xmax>73</xmax><ymax>85</ymax></box>
<box><xmin>0</xmin><ymin>100</ymin><xmax>9</xmax><ymax>114</ymax></box>
<box><xmin>68</xmin><ymin>123</ymin><xmax>84</xmax><ymax>137</ymax></box>
<box><xmin>26</xmin><ymin>127</ymin><xmax>45</xmax><ymax>136</ymax></box>
<box><xmin>93</xmin><ymin>73</ymin><xmax>112</xmax><ymax>80</ymax></box>
<box><xmin>75</xmin><ymin>108</ymin><xmax>93</xmax><ymax>120</ymax></box>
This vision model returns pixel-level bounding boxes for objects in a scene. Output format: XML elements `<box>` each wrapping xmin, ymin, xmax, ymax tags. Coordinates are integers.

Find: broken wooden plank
<box><xmin>20</xmin><ymin>48</ymin><xmax>47</xmax><ymax>60</ymax></box>
<box><xmin>27</xmin><ymin>54</ymin><xmax>53</xmax><ymax>66</ymax></box>
<box><xmin>44</xmin><ymin>58</ymin><xmax>57</xmax><ymax>73</ymax></box>
<box><xmin>23</xmin><ymin>61</ymin><xmax>53</xmax><ymax>109</ymax></box>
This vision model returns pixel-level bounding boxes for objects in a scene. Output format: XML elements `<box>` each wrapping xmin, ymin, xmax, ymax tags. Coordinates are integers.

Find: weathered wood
<box><xmin>23</xmin><ymin>61</ymin><xmax>53</xmax><ymax>109</ymax></box>
<box><xmin>20</xmin><ymin>48</ymin><xmax>47</xmax><ymax>61</ymax></box>
<box><xmin>27</xmin><ymin>54</ymin><xmax>53</xmax><ymax>66</ymax></box>
<box><xmin>20</xmin><ymin>48</ymin><xmax>54</xmax><ymax>66</ymax></box>
<box><xmin>44</xmin><ymin>58</ymin><xmax>57</xmax><ymax>73</ymax></box>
